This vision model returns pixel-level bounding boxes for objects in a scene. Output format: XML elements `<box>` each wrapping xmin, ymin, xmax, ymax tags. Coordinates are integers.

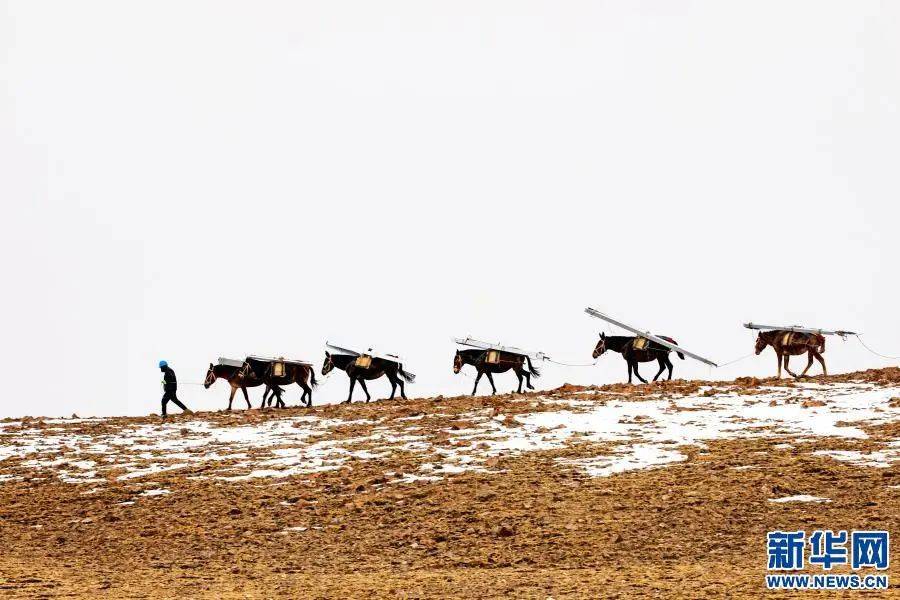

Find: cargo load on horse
<box><xmin>452</xmin><ymin>337</ymin><xmax>545</xmax><ymax>395</ymax></box>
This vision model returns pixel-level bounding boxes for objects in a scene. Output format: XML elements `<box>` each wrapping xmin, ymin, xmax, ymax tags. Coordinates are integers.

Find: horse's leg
<box><xmin>653</xmin><ymin>356</ymin><xmax>666</xmax><ymax>381</ymax></box>
<box><xmin>485</xmin><ymin>371</ymin><xmax>497</xmax><ymax>395</ymax></box>
<box><xmin>632</xmin><ymin>361</ymin><xmax>647</xmax><ymax>384</ymax></box>
<box><xmin>666</xmin><ymin>356</ymin><xmax>674</xmax><ymax>380</ymax></box>
<box><xmin>299</xmin><ymin>381</ymin><xmax>312</xmax><ymax>407</ymax></box>
<box><xmin>814</xmin><ymin>351</ymin><xmax>827</xmax><ymax>376</ymax></box>
<box><xmin>784</xmin><ymin>354</ymin><xmax>798</xmax><ymax>378</ymax></box>
<box><xmin>626</xmin><ymin>360</ymin><xmax>633</xmax><ymax>384</ymax></box>
<box><xmin>387</xmin><ymin>373</ymin><xmax>398</xmax><ymax>400</ymax></box>
<box><xmin>472</xmin><ymin>370</ymin><xmax>483</xmax><ymax>396</ymax></box>
<box><xmin>513</xmin><ymin>368</ymin><xmax>524</xmax><ymax>394</ymax></box>
<box><xmin>227</xmin><ymin>386</ymin><xmax>237</xmax><ymax>411</ymax></box>
<box><xmin>398</xmin><ymin>376</ymin><xmax>407</xmax><ymax>400</ymax></box>
<box><xmin>358</xmin><ymin>379</ymin><xmax>371</xmax><ymax>402</ymax></box>
<box><xmin>345</xmin><ymin>378</ymin><xmax>356</xmax><ymax>404</ymax></box>
<box><xmin>523</xmin><ymin>366</ymin><xmax>534</xmax><ymax>390</ymax></box>
<box><xmin>776</xmin><ymin>351</ymin><xmax>782</xmax><ymax>378</ymax></box>
<box><xmin>260</xmin><ymin>386</ymin><xmax>269</xmax><ymax>410</ymax></box>
<box><xmin>800</xmin><ymin>350</ymin><xmax>815</xmax><ymax>377</ymax></box>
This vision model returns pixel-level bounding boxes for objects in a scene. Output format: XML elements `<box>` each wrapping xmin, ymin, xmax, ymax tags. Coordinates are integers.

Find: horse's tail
<box><xmin>308</xmin><ymin>365</ymin><xmax>319</xmax><ymax>388</ymax></box>
<box><xmin>658</xmin><ymin>336</ymin><xmax>685</xmax><ymax>360</ymax></box>
<box><xmin>398</xmin><ymin>364</ymin><xmax>416</xmax><ymax>383</ymax></box>
<box><xmin>525</xmin><ymin>356</ymin><xmax>542</xmax><ymax>378</ymax></box>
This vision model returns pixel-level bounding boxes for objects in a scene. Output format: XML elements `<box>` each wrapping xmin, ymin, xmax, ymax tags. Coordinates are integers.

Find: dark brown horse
<box><xmin>453</xmin><ymin>349</ymin><xmax>541</xmax><ymax>395</ymax></box>
<box><xmin>204</xmin><ymin>363</ymin><xmax>270</xmax><ymax>410</ymax></box>
<box><xmin>243</xmin><ymin>358</ymin><xmax>318</xmax><ymax>408</ymax></box>
<box><xmin>321</xmin><ymin>352</ymin><xmax>415</xmax><ymax>403</ymax></box>
<box><xmin>755</xmin><ymin>330</ymin><xmax>826</xmax><ymax>378</ymax></box>
<box><xmin>592</xmin><ymin>332</ymin><xmax>684</xmax><ymax>384</ymax></box>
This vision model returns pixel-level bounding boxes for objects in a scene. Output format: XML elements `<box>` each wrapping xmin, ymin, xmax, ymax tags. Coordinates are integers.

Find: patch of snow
<box><xmin>118</xmin><ymin>463</ymin><xmax>190</xmax><ymax>480</ymax></box>
<box><xmin>769</xmin><ymin>495</ymin><xmax>830</xmax><ymax>503</ymax></box>
<box><xmin>564</xmin><ymin>444</ymin><xmax>686</xmax><ymax>477</ymax></box>
<box><xmin>1</xmin><ymin>382</ymin><xmax>897</xmax><ymax>484</ymax></box>
<box><xmin>813</xmin><ymin>447</ymin><xmax>900</xmax><ymax>469</ymax></box>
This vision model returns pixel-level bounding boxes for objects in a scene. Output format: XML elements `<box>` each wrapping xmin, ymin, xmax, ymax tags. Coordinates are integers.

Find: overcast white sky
<box><xmin>1</xmin><ymin>1</ymin><xmax>898</xmax><ymax>418</ymax></box>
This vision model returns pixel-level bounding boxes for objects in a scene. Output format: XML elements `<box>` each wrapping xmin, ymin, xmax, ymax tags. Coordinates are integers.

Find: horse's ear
<box><xmin>600</xmin><ymin>332</ymin><xmax>606</xmax><ymax>339</ymax></box>
<box><xmin>325</xmin><ymin>351</ymin><xmax>330</xmax><ymax>357</ymax></box>
<box><xmin>209</xmin><ymin>363</ymin><xmax>214</xmax><ymax>368</ymax></box>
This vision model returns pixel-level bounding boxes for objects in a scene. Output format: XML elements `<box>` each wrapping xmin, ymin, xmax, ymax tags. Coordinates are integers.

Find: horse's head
<box><xmin>453</xmin><ymin>350</ymin><xmax>463</xmax><ymax>374</ymax></box>
<box><xmin>322</xmin><ymin>352</ymin><xmax>334</xmax><ymax>376</ymax></box>
<box><xmin>204</xmin><ymin>363</ymin><xmax>217</xmax><ymax>388</ymax></box>
<box><xmin>755</xmin><ymin>332</ymin><xmax>768</xmax><ymax>355</ymax></box>
<box><xmin>592</xmin><ymin>333</ymin><xmax>607</xmax><ymax>359</ymax></box>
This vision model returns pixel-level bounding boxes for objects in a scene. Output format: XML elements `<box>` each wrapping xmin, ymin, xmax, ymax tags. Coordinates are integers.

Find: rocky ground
<box><xmin>1</xmin><ymin>368</ymin><xmax>898</xmax><ymax>598</ymax></box>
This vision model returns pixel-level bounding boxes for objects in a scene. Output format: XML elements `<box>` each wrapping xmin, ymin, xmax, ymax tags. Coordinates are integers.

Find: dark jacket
<box><xmin>162</xmin><ymin>366</ymin><xmax>177</xmax><ymax>392</ymax></box>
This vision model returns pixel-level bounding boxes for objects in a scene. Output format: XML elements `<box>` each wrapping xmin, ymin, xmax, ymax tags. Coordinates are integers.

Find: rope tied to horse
<box><xmin>853</xmin><ymin>334</ymin><xmax>900</xmax><ymax>360</ymax></box>
<box><xmin>714</xmin><ymin>353</ymin><xmax>755</xmax><ymax>368</ymax></box>
<box><xmin>544</xmin><ymin>357</ymin><xmax>598</xmax><ymax>368</ymax></box>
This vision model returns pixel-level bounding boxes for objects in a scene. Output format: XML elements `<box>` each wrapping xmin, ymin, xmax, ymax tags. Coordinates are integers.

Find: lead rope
<box><xmin>715</xmin><ymin>353</ymin><xmax>755</xmax><ymax>368</ymax></box>
<box><xmin>854</xmin><ymin>334</ymin><xmax>900</xmax><ymax>360</ymax></box>
<box><xmin>545</xmin><ymin>357</ymin><xmax>598</xmax><ymax>367</ymax></box>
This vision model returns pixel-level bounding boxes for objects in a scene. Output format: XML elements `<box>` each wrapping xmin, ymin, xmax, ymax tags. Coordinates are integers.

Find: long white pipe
<box><xmin>743</xmin><ymin>323</ymin><xmax>856</xmax><ymax>337</ymax></box>
<box><xmin>452</xmin><ymin>336</ymin><xmax>547</xmax><ymax>361</ymax></box>
<box><xmin>585</xmin><ymin>308</ymin><xmax>719</xmax><ymax>367</ymax></box>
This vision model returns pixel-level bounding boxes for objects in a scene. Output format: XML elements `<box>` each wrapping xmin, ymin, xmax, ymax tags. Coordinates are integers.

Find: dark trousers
<box><xmin>161</xmin><ymin>389</ymin><xmax>188</xmax><ymax>416</ymax></box>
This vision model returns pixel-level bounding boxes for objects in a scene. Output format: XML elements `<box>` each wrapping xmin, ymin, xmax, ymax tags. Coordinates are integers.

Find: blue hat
<box><xmin>158</xmin><ymin>360</ymin><xmax>168</xmax><ymax>368</ymax></box>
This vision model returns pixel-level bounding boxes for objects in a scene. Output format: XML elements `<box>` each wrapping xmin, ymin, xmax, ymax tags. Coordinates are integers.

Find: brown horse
<box><xmin>453</xmin><ymin>349</ymin><xmax>541</xmax><ymax>395</ymax></box>
<box><xmin>261</xmin><ymin>362</ymin><xmax>318</xmax><ymax>408</ymax></box>
<box><xmin>754</xmin><ymin>330</ymin><xmax>826</xmax><ymax>378</ymax></box>
<box><xmin>204</xmin><ymin>363</ymin><xmax>270</xmax><ymax>410</ymax></box>
<box><xmin>321</xmin><ymin>352</ymin><xmax>415</xmax><ymax>403</ymax></box>
<box><xmin>592</xmin><ymin>333</ymin><xmax>685</xmax><ymax>384</ymax></box>
<box><xmin>243</xmin><ymin>358</ymin><xmax>318</xmax><ymax>409</ymax></box>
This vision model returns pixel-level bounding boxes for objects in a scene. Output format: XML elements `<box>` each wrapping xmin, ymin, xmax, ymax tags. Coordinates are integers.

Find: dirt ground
<box><xmin>1</xmin><ymin>369</ymin><xmax>898</xmax><ymax>598</ymax></box>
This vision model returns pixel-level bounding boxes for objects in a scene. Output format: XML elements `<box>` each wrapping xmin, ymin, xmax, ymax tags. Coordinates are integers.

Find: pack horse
<box><xmin>321</xmin><ymin>343</ymin><xmax>415</xmax><ymax>403</ymax></box>
<box><xmin>745</xmin><ymin>323</ymin><xmax>855</xmax><ymax>379</ymax></box>
<box><xmin>592</xmin><ymin>332</ymin><xmax>684</xmax><ymax>384</ymax></box>
<box><xmin>204</xmin><ymin>358</ymin><xmax>269</xmax><ymax>411</ymax></box>
<box><xmin>241</xmin><ymin>356</ymin><xmax>318</xmax><ymax>408</ymax></box>
<box><xmin>452</xmin><ymin>337</ymin><xmax>544</xmax><ymax>395</ymax></box>
<box><xmin>585</xmin><ymin>308</ymin><xmax>718</xmax><ymax>384</ymax></box>
<box><xmin>205</xmin><ymin>356</ymin><xmax>316</xmax><ymax>410</ymax></box>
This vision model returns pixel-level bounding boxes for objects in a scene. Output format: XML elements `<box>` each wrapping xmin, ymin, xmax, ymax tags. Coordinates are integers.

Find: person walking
<box><xmin>159</xmin><ymin>360</ymin><xmax>191</xmax><ymax>417</ymax></box>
